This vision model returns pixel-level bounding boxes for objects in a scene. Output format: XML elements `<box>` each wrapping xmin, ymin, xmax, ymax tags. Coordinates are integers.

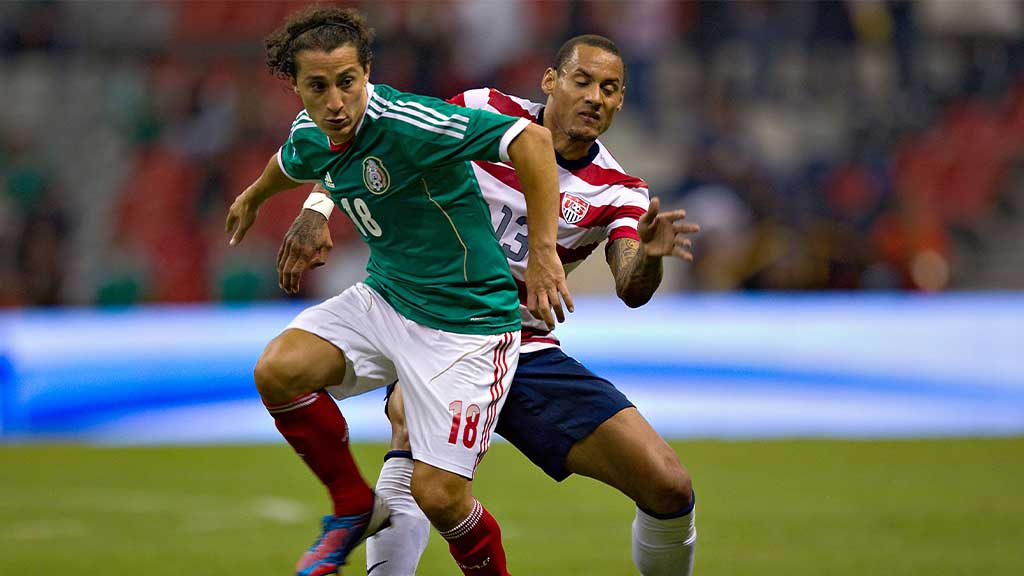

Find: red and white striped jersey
<box><xmin>450</xmin><ymin>88</ymin><xmax>650</xmax><ymax>353</ymax></box>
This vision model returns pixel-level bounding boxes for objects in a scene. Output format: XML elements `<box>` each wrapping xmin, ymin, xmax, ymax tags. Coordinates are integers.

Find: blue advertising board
<box><xmin>1</xmin><ymin>294</ymin><xmax>1021</xmax><ymax>443</ymax></box>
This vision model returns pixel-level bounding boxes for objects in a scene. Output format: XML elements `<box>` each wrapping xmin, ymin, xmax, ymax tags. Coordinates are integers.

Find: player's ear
<box><xmin>616</xmin><ymin>84</ymin><xmax>626</xmax><ymax>112</ymax></box>
<box><xmin>541</xmin><ymin>67</ymin><xmax>556</xmax><ymax>96</ymax></box>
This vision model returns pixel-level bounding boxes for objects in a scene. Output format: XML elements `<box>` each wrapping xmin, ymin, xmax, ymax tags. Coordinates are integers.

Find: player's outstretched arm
<box><xmin>277</xmin><ymin>187</ymin><xmax>334</xmax><ymax>294</ymax></box>
<box><xmin>607</xmin><ymin>197</ymin><xmax>700</xmax><ymax>308</ymax></box>
<box><xmin>507</xmin><ymin>123</ymin><xmax>574</xmax><ymax>329</ymax></box>
<box><xmin>225</xmin><ymin>153</ymin><xmax>302</xmax><ymax>246</ymax></box>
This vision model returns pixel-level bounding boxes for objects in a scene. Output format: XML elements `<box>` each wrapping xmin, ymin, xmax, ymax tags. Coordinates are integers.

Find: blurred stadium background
<box><xmin>1</xmin><ymin>1</ymin><xmax>1022</xmax><ymax>574</ymax></box>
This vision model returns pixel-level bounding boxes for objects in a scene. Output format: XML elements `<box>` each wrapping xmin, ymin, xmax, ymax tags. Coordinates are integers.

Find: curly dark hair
<box><xmin>265</xmin><ymin>5</ymin><xmax>374</xmax><ymax>81</ymax></box>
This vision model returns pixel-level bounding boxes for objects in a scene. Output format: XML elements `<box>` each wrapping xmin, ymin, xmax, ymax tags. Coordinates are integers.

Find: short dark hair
<box><xmin>265</xmin><ymin>6</ymin><xmax>375</xmax><ymax>81</ymax></box>
<box><xmin>552</xmin><ymin>34</ymin><xmax>624</xmax><ymax>77</ymax></box>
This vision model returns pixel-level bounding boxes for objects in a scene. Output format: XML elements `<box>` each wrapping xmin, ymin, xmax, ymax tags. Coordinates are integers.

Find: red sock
<box><xmin>266</xmin><ymin>391</ymin><xmax>373</xmax><ymax>516</ymax></box>
<box><xmin>440</xmin><ymin>500</ymin><xmax>510</xmax><ymax>575</ymax></box>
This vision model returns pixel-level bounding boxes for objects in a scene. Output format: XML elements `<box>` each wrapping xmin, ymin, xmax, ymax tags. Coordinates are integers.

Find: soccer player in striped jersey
<box><xmin>282</xmin><ymin>35</ymin><xmax>700</xmax><ymax>575</ymax></box>
<box><xmin>225</xmin><ymin>7</ymin><xmax>573</xmax><ymax>576</ymax></box>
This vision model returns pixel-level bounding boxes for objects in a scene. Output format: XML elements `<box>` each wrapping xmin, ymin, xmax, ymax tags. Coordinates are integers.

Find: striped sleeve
<box><xmin>372</xmin><ymin>89</ymin><xmax>528</xmax><ymax>168</ymax></box>
<box><xmin>278</xmin><ymin>110</ymin><xmax>325</xmax><ymax>183</ymax></box>
<box><xmin>604</xmin><ymin>187</ymin><xmax>650</xmax><ymax>243</ymax></box>
<box><xmin>573</xmin><ymin>148</ymin><xmax>649</xmax><ymax>244</ymax></box>
<box><xmin>606</xmin><ymin>199</ymin><xmax>647</xmax><ymax>241</ymax></box>
<box><xmin>449</xmin><ymin>88</ymin><xmax>537</xmax><ymax>122</ymax></box>
<box><xmin>447</xmin><ymin>88</ymin><xmax>489</xmax><ymax>110</ymax></box>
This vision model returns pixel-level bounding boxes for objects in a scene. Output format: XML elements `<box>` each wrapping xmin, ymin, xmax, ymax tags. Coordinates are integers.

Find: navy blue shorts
<box><xmin>384</xmin><ymin>348</ymin><xmax>633</xmax><ymax>481</ymax></box>
<box><xmin>494</xmin><ymin>348</ymin><xmax>633</xmax><ymax>481</ymax></box>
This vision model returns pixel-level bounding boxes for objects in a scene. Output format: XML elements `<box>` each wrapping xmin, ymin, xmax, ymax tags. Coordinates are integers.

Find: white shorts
<box><xmin>287</xmin><ymin>283</ymin><xmax>519</xmax><ymax>479</ymax></box>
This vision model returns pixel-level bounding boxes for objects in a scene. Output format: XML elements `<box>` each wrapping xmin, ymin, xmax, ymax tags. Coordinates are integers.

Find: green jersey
<box><xmin>278</xmin><ymin>83</ymin><xmax>529</xmax><ymax>335</ymax></box>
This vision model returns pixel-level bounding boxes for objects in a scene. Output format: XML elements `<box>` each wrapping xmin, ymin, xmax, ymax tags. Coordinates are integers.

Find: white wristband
<box><xmin>302</xmin><ymin>192</ymin><xmax>334</xmax><ymax>219</ymax></box>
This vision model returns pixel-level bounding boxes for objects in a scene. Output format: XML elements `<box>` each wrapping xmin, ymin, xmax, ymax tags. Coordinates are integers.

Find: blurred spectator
<box><xmin>16</xmin><ymin>192</ymin><xmax>68</xmax><ymax>306</ymax></box>
<box><xmin>869</xmin><ymin>192</ymin><xmax>951</xmax><ymax>291</ymax></box>
<box><xmin>3</xmin><ymin>0</ymin><xmax>1024</xmax><ymax>308</ymax></box>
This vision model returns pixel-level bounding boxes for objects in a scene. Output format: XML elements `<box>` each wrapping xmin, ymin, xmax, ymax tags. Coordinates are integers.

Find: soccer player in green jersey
<box><xmin>280</xmin><ymin>35</ymin><xmax>700</xmax><ymax>576</ymax></box>
<box><xmin>224</xmin><ymin>7</ymin><xmax>571</xmax><ymax>576</ymax></box>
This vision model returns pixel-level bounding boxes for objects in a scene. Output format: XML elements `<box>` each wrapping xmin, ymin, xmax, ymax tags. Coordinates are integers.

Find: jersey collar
<box><xmin>537</xmin><ymin>106</ymin><xmax>600</xmax><ymax>171</ymax></box>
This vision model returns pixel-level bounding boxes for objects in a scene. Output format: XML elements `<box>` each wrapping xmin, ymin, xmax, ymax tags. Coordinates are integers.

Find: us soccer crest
<box><xmin>362</xmin><ymin>156</ymin><xmax>390</xmax><ymax>195</ymax></box>
<box><xmin>561</xmin><ymin>194</ymin><xmax>590</xmax><ymax>224</ymax></box>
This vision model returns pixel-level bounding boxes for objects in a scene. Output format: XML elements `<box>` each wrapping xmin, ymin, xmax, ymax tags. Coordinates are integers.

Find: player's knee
<box><xmin>409</xmin><ymin>478</ymin><xmax>457</xmax><ymax>523</ymax></box>
<box><xmin>254</xmin><ymin>338</ymin><xmax>316</xmax><ymax>401</ymax></box>
<box><xmin>388</xmin><ymin>424</ymin><xmax>411</xmax><ymax>452</ymax></box>
<box><xmin>640</xmin><ymin>457</ymin><xmax>693</xmax><ymax>515</ymax></box>
<box><xmin>409</xmin><ymin>472</ymin><xmax>470</xmax><ymax>528</ymax></box>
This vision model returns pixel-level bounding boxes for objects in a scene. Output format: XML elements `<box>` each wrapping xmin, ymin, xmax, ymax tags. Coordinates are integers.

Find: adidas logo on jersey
<box><xmin>323</xmin><ymin>172</ymin><xmax>335</xmax><ymax>188</ymax></box>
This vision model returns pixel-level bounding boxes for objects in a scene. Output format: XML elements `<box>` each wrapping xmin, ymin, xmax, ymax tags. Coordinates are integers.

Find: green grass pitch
<box><xmin>2</xmin><ymin>438</ymin><xmax>1022</xmax><ymax>575</ymax></box>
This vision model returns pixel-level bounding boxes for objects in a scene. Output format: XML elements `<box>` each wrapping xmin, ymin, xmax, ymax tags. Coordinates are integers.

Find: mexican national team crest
<box><xmin>561</xmin><ymin>194</ymin><xmax>590</xmax><ymax>224</ymax></box>
<box><xmin>362</xmin><ymin>156</ymin><xmax>390</xmax><ymax>195</ymax></box>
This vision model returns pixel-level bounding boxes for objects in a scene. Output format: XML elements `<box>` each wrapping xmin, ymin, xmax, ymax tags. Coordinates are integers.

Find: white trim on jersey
<box><xmin>367</xmin><ymin>92</ymin><xmax>469</xmax><ymax>140</ymax></box>
<box><xmin>396</xmin><ymin>98</ymin><xmax>471</xmax><ymax>125</ymax></box>
<box><xmin>368</xmin><ymin>93</ymin><xmax>387</xmax><ymax>115</ymax></box>
<box><xmin>498</xmin><ymin>117</ymin><xmax>531</xmax><ymax>163</ymax></box>
<box><xmin>387</xmin><ymin>105</ymin><xmax>470</xmax><ymax>133</ymax></box>
<box><xmin>289</xmin><ymin>121</ymin><xmax>319</xmax><ymax>134</ymax></box>
<box><xmin>276</xmin><ymin>149</ymin><xmax>321</xmax><ymax>184</ymax></box>
<box><xmin>348</xmin><ymin>82</ymin><xmax>376</xmax><ymax>138</ymax></box>
<box><xmin>378</xmin><ymin>111</ymin><xmax>467</xmax><ymax>139</ymax></box>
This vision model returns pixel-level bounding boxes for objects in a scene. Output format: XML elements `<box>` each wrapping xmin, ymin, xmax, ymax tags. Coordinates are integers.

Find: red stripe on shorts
<box><xmin>476</xmin><ymin>332</ymin><xmax>512</xmax><ymax>471</ymax></box>
<box><xmin>484</xmin><ymin>334</ymin><xmax>511</xmax><ymax>456</ymax></box>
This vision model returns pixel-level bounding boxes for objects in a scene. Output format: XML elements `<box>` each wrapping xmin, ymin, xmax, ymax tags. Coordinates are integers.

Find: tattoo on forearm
<box><xmin>609</xmin><ymin>238</ymin><xmax>662</xmax><ymax>305</ymax></box>
<box><xmin>289</xmin><ymin>210</ymin><xmax>326</xmax><ymax>248</ymax></box>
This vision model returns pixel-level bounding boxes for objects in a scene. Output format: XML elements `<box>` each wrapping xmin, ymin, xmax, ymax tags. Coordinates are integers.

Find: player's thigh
<box><xmin>565</xmin><ymin>407</ymin><xmax>691</xmax><ymax>505</ymax></box>
<box><xmin>394</xmin><ymin>327</ymin><xmax>519</xmax><ymax>481</ymax></box>
<box><xmin>282</xmin><ymin>283</ymin><xmax>398</xmax><ymax>399</ymax></box>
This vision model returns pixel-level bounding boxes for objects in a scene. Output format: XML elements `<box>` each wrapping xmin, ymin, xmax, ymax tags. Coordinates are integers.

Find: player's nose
<box><xmin>326</xmin><ymin>87</ymin><xmax>344</xmax><ymax>112</ymax></box>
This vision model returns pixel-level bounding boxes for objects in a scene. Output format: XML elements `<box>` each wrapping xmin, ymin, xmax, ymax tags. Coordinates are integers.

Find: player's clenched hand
<box><xmin>525</xmin><ymin>246</ymin><xmax>573</xmax><ymax>330</ymax></box>
<box><xmin>225</xmin><ymin>188</ymin><xmax>261</xmax><ymax>246</ymax></box>
<box><xmin>277</xmin><ymin>209</ymin><xmax>333</xmax><ymax>294</ymax></box>
<box><xmin>637</xmin><ymin>197</ymin><xmax>700</xmax><ymax>261</ymax></box>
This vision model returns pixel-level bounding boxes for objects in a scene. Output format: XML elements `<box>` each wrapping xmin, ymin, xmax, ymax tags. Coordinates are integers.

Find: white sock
<box><xmin>631</xmin><ymin>503</ymin><xmax>697</xmax><ymax>576</ymax></box>
<box><xmin>366</xmin><ymin>452</ymin><xmax>430</xmax><ymax>575</ymax></box>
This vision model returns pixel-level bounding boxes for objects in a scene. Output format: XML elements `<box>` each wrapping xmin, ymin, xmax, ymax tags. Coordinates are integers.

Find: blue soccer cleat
<box><xmin>295</xmin><ymin>495</ymin><xmax>391</xmax><ymax>576</ymax></box>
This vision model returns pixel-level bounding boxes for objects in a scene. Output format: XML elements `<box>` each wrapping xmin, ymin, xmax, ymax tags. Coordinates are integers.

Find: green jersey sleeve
<box><xmin>277</xmin><ymin>111</ymin><xmax>326</xmax><ymax>183</ymax></box>
<box><xmin>370</xmin><ymin>90</ymin><xmax>530</xmax><ymax>170</ymax></box>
